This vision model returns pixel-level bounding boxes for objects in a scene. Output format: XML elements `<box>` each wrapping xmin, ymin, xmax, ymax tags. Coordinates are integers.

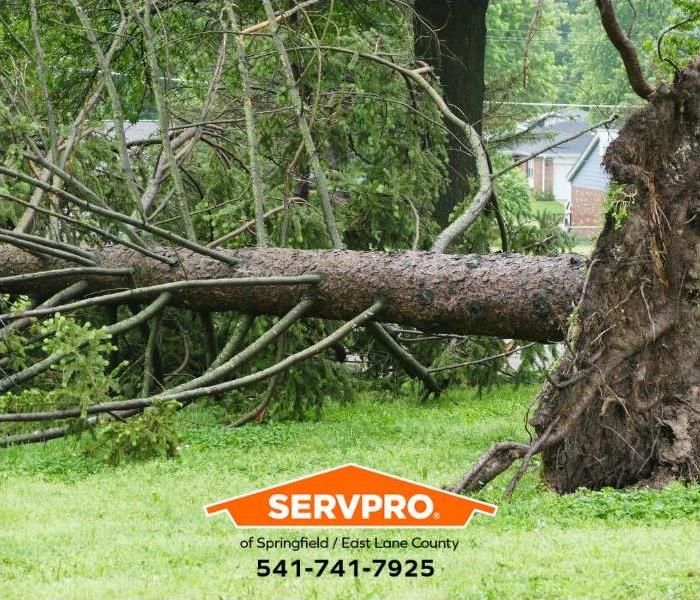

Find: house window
<box><xmin>526</xmin><ymin>160</ymin><xmax>533</xmax><ymax>181</ymax></box>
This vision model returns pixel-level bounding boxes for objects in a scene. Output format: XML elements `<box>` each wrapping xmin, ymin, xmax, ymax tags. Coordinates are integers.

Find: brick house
<box><xmin>501</xmin><ymin>111</ymin><xmax>594</xmax><ymax>207</ymax></box>
<box><xmin>565</xmin><ymin>129</ymin><xmax>618</xmax><ymax>237</ymax></box>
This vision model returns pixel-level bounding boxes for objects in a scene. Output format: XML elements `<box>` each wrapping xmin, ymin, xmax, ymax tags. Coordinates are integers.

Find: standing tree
<box><xmin>413</xmin><ymin>0</ymin><xmax>489</xmax><ymax>226</ymax></box>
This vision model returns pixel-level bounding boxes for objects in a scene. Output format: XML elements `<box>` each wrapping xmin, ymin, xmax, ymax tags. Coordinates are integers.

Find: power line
<box><xmin>486</xmin><ymin>101</ymin><xmax>642</xmax><ymax>108</ymax></box>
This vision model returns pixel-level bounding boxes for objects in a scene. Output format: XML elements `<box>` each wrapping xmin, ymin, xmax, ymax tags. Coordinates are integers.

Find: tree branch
<box><xmin>0</xmin><ymin>165</ymin><xmax>241</xmax><ymax>267</ymax></box>
<box><xmin>262</xmin><ymin>0</ymin><xmax>343</xmax><ymax>248</ymax></box>
<box><xmin>0</xmin><ymin>300</ymin><xmax>383</xmax><ymax>421</ymax></box>
<box><xmin>596</xmin><ymin>0</ymin><xmax>654</xmax><ymax>100</ymax></box>
<box><xmin>228</xmin><ymin>3</ymin><xmax>268</xmax><ymax>247</ymax></box>
<box><xmin>0</xmin><ymin>191</ymin><xmax>176</xmax><ymax>266</ymax></box>
<box><xmin>491</xmin><ymin>114</ymin><xmax>619</xmax><ymax>180</ymax></box>
<box><xmin>0</xmin><ymin>292</ymin><xmax>172</xmax><ymax>393</ymax></box>
<box><xmin>0</xmin><ymin>231</ymin><xmax>95</xmax><ymax>266</ymax></box>
<box><xmin>0</xmin><ymin>281</ymin><xmax>89</xmax><ymax>341</ymax></box>
<box><xmin>0</xmin><ymin>275</ymin><xmax>322</xmax><ymax>323</ymax></box>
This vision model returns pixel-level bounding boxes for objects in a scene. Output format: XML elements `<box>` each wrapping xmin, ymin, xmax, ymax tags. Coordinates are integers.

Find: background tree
<box><xmin>413</xmin><ymin>0</ymin><xmax>489</xmax><ymax>227</ymax></box>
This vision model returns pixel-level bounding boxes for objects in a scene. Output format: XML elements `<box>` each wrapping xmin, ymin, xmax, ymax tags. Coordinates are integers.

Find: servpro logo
<box><xmin>205</xmin><ymin>464</ymin><xmax>496</xmax><ymax>528</ymax></box>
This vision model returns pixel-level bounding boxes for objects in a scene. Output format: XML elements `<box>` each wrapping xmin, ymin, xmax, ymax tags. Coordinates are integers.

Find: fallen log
<box><xmin>0</xmin><ymin>245</ymin><xmax>585</xmax><ymax>342</ymax></box>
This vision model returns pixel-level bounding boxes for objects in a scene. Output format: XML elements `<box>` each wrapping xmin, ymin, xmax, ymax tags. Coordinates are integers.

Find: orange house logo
<box><xmin>205</xmin><ymin>464</ymin><xmax>496</xmax><ymax>528</ymax></box>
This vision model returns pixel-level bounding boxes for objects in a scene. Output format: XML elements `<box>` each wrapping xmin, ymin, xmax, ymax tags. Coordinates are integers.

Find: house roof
<box><xmin>102</xmin><ymin>120</ymin><xmax>159</xmax><ymax>143</ymax></box>
<box><xmin>566</xmin><ymin>128</ymin><xmax>619</xmax><ymax>182</ymax></box>
<box><xmin>501</xmin><ymin>111</ymin><xmax>594</xmax><ymax>157</ymax></box>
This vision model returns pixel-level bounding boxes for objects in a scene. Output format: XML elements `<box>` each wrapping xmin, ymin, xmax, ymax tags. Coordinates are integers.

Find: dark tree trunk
<box><xmin>532</xmin><ymin>59</ymin><xmax>700</xmax><ymax>491</ymax></box>
<box><xmin>413</xmin><ymin>0</ymin><xmax>489</xmax><ymax>226</ymax></box>
<box><xmin>0</xmin><ymin>245</ymin><xmax>584</xmax><ymax>342</ymax></box>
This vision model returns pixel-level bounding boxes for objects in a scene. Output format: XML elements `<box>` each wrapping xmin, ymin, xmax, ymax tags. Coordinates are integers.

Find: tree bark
<box><xmin>414</xmin><ymin>0</ymin><xmax>489</xmax><ymax>226</ymax></box>
<box><xmin>0</xmin><ymin>245</ymin><xmax>584</xmax><ymax>342</ymax></box>
<box><xmin>532</xmin><ymin>59</ymin><xmax>700</xmax><ymax>491</ymax></box>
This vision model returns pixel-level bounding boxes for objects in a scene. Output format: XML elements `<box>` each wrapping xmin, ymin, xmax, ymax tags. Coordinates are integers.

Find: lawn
<box><xmin>0</xmin><ymin>384</ymin><xmax>698</xmax><ymax>600</ymax></box>
<box><xmin>530</xmin><ymin>198</ymin><xmax>565</xmax><ymax>216</ymax></box>
<box><xmin>573</xmin><ymin>236</ymin><xmax>597</xmax><ymax>257</ymax></box>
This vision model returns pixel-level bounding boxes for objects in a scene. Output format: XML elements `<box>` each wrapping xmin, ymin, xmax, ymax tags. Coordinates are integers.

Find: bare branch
<box><xmin>262</xmin><ymin>0</ymin><xmax>343</xmax><ymax>248</ymax></box>
<box><xmin>0</xmin><ymin>228</ymin><xmax>95</xmax><ymax>262</ymax></box>
<box><xmin>0</xmin><ymin>300</ymin><xmax>383</xmax><ymax>420</ymax></box>
<box><xmin>657</xmin><ymin>13</ymin><xmax>700</xmax><ymax>73</ymax></box>
<box><xmin>428</xmin><ymin>342</ymin><xmax>537</xmax><ymax>374</ymax></box>
<box><xmin>0</xmin><ymin>231</ymin><xmax>95</xmax><ymax>266</ymax></box>
<box><xmin>228</xmin><ymin>3</ymin><xmax>267</xmax><ymax>247</ymax></box>
<box><xmin>367</xmin><ymin>320</ymin><xmax>441</xmax><ymax>395</ymax></box>
<box><xmin>0</xmin><ymin>421</ymin><xmax>95</xmax><ymax>447</ymax></box>
<box><xmin>0</xmin><ymin>275</ymin><xmax>322</xmax><ymax>323</ymax></box>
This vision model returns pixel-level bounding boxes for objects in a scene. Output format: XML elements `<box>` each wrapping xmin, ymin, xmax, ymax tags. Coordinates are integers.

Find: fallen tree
<box><xmin>0</xmin><ymin>0</ymin><xmax>698</xmax><ymax>495</ymax></box>
<box><xmin>0</xmin><ymin>245</ymin><xmax>585</xmax><ymax>342</ymax></box>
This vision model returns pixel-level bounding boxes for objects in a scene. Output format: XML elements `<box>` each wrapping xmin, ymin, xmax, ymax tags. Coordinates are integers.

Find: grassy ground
<box><xmin>572</xmin><ymin>236</ymin><xmax>597</xmax><ymax>256</ymax></box>
<box><xmin>1</xmin><ymin>384</ymin><xmax>698</xmax><ymax>600</ymax></box>
<box><xmin>530</xmin><ymin>198</ymin><xmax>565</xmax><ymax>216</ymax></box>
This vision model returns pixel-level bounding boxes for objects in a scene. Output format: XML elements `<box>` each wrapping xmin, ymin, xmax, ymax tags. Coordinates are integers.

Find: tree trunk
<box><xmin>0</xmin><ymin>245</ymin><xmax>584</xmax><ymax>342</ymax></box>
<box><xmin>413</xmin><ymin>0</ymin><xmax>489</xmax><ymax>226</ymax></box>
<box><xmin>532</xmin><ymin>59</ymin><xmax>700</xmax><ymax>491</ymax></box>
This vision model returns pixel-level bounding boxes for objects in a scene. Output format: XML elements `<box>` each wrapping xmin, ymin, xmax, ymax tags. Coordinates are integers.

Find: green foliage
<box><xmin>511</xmin><ymin>210</ymin><xmax>573</xmax><ymax>255</ymax></box>
<box><xmin>485</xmin><ymin>0</ymin><xmax>567</xmax><ymax>112</ymax></box>
<box><xmin>0</xmin><ymin>316</ymin><xmax>180</xmax><ymax>465</ymax></box>
<box><xmin>603</xmin><ymin>182</ymin><xmax>630</xmax><ymax>229</ymax></box>
<box><xmin>0</xmin><ymin>296</ymin><xmax>32</xmax><ymax>371</ymax></box>
<box><xmin>94</xmin><ymin>401</ymin><xmax>180</xmax><ymax>465</ymax></box>
<box><xmin>0</xmin><ymin>315</ymin><xmax>121</xmax><ymax>415</ymax></box>
<box><xmin>216</xmin><ymin>316</ymin><xmax>356</xmax><ymax>422</ymax></box>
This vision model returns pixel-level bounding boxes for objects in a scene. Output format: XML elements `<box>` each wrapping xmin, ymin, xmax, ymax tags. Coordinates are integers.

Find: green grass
<box><xmin>1</xmin><ymin>385</ymin><xmax>698</xmax><ymax>600</ymax></box>
<box><xmin>531</xmin><ymin>199</ymin><xmax>565</xmax><ymax>216</ymax></box>
<box><xmin>573</xmin><ymin>236</ymin><xmax>596</xmax><ymax>257</ymax></box>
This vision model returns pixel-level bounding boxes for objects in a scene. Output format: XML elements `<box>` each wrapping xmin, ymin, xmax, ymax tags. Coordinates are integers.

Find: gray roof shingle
<box><xmin>501</xmin><ymin>113</ymin><xmax>594</xmax><ymax>157</ymax></box>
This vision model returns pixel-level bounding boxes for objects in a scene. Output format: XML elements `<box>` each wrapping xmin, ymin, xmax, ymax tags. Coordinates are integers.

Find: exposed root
<box><xmin>453</xmin><ymin>57</ymin><xmax>700</xmax><ymax>496</ymax></box>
